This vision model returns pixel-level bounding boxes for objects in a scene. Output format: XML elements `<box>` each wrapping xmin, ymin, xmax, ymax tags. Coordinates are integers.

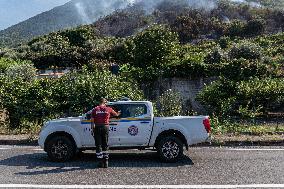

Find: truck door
<box><xmin>112</xmin><ymin>103</ymin><xmax>153</xmax><ymax>146</ymax></box>
<box><xmin>80</xmin><ymin>112</ymin><xmax>117</xmax><ymax>147</ymax></box>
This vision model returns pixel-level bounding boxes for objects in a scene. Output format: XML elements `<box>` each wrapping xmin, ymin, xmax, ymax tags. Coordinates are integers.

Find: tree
<box><xmin>244</xmin><ymin>19</ymin><xmax>265</xmax><ymax>37</ymax></box>
<box><xmin>132</xmin><ymin>24</ymin><xmax>180</xmax><ymax>69</ymax></box>
<box><xmin>27</xmin><ymin>33</ymin><xmax>72</xmax><ymax>69</ymax></box>
<box><xmin>5</xmin><ymin>63</ymin><xmax>36</xmax><ymax>82</ymax></box>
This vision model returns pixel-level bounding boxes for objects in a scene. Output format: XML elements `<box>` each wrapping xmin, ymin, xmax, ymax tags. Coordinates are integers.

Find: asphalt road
<box><xmin>0</xmin><ymin>145</ymin><xmax>283</xmax><ymax>188</ymax></box>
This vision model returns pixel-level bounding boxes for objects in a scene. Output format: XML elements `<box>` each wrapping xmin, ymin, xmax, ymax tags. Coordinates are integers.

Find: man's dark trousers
<box><xmin>93</xmin><ymin>124</ymin><xmax>109</xmax><ymax>160</ymax></box>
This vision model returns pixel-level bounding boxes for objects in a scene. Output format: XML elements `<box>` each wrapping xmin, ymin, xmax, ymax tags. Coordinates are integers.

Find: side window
<box><xmin>121</xmin><ymin>104</ymin><xmax>148</xmax><ymax>118</ymax></box>
<box><xmin>86</xmin><ymin>113</ymin><xmax>92</xmax><ymax>120</ymax></box>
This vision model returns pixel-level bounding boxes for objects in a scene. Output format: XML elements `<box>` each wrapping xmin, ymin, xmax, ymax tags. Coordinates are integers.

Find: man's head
<box><xmin>99</xmin><ymin>98</ymin><xmax>107</xmax><ymax>105</ymax></box>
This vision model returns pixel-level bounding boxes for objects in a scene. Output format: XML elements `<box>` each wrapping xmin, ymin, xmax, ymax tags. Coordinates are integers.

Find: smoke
<box><xmin>222</xmin><ymin>15</ymin><xmax>230</xmax><ymax>23</ymax></box>
<box><xmin>134</xmin><ymin>0</ymin><xmax>218</xmax><ymax>13</ymax></box>
<box><xmin>74</xmin><ymin>0</ymin><xmax>134</xmax><ymax>24</ymax></box>
<box><xmin>186</xmin><ymin>0</ymin><xmax>217</xmax><ymax>11</ymax></box>
<box><xmin>248</xmin><ymin>1</ymin><xmax>262</xmax><ymax>8</ymax></box>
<box><xmin>230</xmin><ymin>0</ymin><xmax>245</xmax><ymax>3</ymax></box>
<box><xmin>75</xmin><ymin>2</ymin><xmax>91</xmax><ymax>24</ymax></box>
<box><xmin>74</xmin><ymin>0</ymin><xmax>262</xmax><ymax>25</ymax></box>
<box><xmin>230</xmin><ymin>0</ymin><xmax>262</xmax><ymax>8</ymax></box>
<box><xmin>127</xmin><ymin>0</ymin><xmax>136</xmax><ymax>5</ymax></box>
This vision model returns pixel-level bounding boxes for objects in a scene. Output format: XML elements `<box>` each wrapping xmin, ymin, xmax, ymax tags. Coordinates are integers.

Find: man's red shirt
<box><xmin>91</xmin><ymin>105</ymin><xmax>116</xmax><ymax>125</ymax></box>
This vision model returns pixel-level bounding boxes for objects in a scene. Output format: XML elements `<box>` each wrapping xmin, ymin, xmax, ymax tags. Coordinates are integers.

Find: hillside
<box><xmin>1</xmin><ymin>0</ymin><xmax>284</xmax><ymax>47</ymax></box>
<box><xmin>94</xmin><ymin>0</ymin><xmax>284</xmax><ymax>40</ymax></box>
<box><xmin>0</xmin><ymin>0</ymin><xmax>283</xmax><ymax>130</ymax></box>
<box><xmin>0</xmin><ymin>0</ymin><xmax>132</xmax><ymax>47</ymax></box>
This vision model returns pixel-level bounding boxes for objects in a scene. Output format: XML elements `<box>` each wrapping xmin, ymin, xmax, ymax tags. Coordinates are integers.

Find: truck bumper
<box><xmin>38</xmin><ymin>132</ymin><xmax>45</xmax><ymax>150</ymax></box>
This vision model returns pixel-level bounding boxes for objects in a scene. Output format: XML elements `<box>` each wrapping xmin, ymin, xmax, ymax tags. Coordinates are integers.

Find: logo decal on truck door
<box><xmin>128</xmin><ymin>125</ymin><xmax>138</xmax><ymax>136</ymax></box>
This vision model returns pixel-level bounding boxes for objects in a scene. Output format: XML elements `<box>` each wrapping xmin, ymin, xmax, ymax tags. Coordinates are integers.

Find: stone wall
<box><xmin>0</xmin><ymin>109</ymin><xmax>7</xmax><ymax>123</ymax></box>
<box><xmin>147</xmin><ymin>77</ymin><xmax>216</xmax><ymax>114</ymax></box>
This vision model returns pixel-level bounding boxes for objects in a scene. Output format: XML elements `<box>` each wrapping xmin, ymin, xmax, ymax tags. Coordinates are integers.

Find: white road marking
<box><xmin>31</xmin><ymin>148</ymin><xmax>43</xmax><ymax>151</ymax></box>
<box><xmin>0</xmin><ymin>184</ymin><xmax>284</xmax><ymax>188</ymax></box>
<box><xmin>0</xmin><ymin>148</ymin><xmax>10</xmax><ymax>150</ymax></box>
<box><xmin>1</xmin><ymin>146</ymin><xmax>284</xmax><ymax>152</ymax></box>
<box><xmin>227</xmin><ymin>148</ymin><xmax>284</xmax><ymax>151</ymax></box>
<box><xmin>0</xmin><ymin>146</ymin><xmax>42</xmax><ymax>151</ymax></box>
<box><xmin>193</xmin><ymin>147</ymin><xmax>284</xmax><ymax>151</ymax></box>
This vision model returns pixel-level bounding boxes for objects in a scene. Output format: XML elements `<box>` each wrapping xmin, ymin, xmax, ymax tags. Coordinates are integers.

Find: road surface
<box><xmin>0</xmin><ymin>145</ymin><xmax>283</xmax><ymax>188</ymax></box>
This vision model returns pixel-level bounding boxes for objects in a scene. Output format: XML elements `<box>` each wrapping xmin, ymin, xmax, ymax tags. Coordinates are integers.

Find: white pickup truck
<box><xmin>38</xmin><ymin>101</ymin><xmax>211</xmax><ymax>162</ymax></box>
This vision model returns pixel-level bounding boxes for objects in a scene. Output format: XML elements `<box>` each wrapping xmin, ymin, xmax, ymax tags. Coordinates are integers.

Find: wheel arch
<box><xmin>154</xmin><ymin>129</ymin><xmax>188</xmax><ymax>150</ymax></box>
<box><xmin>44</xmin><ymin>131</ymin><xmax>77</xmax><ymax>152</ymax></box>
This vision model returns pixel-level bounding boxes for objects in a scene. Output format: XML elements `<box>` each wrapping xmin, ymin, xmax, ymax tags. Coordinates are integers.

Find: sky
<box><xmin>0</xmin><ymin>0</ymin><xmax>71</xmax><ymax>30</ymax></box>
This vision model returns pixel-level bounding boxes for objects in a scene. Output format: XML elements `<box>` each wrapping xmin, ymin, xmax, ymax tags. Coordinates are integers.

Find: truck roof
<box><xmin>108</xmin><ymin>101</ymin><xmax>151</xmax><ymax>104</ymax></box>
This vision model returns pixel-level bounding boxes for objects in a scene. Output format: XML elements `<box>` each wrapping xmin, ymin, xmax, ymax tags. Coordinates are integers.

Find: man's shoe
<box><xmin>103</xmin><ymin>159</ymin><xmax>108</xmax><ymax>168</ymax></box>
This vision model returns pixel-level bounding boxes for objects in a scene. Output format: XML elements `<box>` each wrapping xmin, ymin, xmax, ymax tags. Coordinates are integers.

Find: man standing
<box><xmin>91</xmin><ymin>98</ymin><xmax>120</xmax><ymax>168</ymax></box>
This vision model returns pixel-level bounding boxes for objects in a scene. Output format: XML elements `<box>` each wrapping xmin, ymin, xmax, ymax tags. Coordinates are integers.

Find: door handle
<box><xmin>140</xmin><ymin>121</ymin><xmax>150</xmax><ymax>124</ymax></box>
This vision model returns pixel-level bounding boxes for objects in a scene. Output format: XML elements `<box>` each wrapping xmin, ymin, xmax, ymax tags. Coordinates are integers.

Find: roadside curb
<box><xmin>0</xmin><ymin>139</ymin><xmax>38</xmax><ymax>146</ymax></box>
<box><xmin>0</xmin><ymin>135</ymin><xmax>38</xmax><ymax>146</ymax></box>
<box><xmin>194</xmin><ymin>140</ymin><xmax>284</xmax><ymax>147</ymax></box>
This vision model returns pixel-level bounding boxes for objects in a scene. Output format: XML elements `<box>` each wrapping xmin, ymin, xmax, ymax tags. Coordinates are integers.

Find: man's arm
<box><xmin>110</xmin><ymin>108</ymin><xmax>121</xmax><ymax>117</ymax></box>
<box><xmin>91</xmin><ymin>118</ymin><xmax>95</xmax><ymax>129</ymax></box>
<box><xmin>91</xmin><ymin>109</ymin><xmax>96</xmax><ymax>135</ymax></box>
<box><xmin>91</xmin><ymin>117</ymin><xmax>96</xmax><ymax>136</ymax></box>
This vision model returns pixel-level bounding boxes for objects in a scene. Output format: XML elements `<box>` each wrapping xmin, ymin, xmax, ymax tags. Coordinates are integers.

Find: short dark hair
<box><xmin>100</xmin><ymin>98</ymin><xmax>107</xmax><ymax>104</ymax></box>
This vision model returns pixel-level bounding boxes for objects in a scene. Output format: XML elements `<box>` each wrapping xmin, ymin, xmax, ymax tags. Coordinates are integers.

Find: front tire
<box><xmin>157</xmin><ymin>136</ymin><xmax>184</xmax><ymax>163</ymax></box>
<box><xmin>46</xmin><ymin>136</ymin><xmax>76</xmax><ymax>162</ymax></box>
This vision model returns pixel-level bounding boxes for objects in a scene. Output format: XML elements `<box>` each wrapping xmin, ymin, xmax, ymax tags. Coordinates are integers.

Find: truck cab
<box><xmin>80</xmin><ymin>101</ymin><xmax>154</xmax><ymax>147</ymax></box>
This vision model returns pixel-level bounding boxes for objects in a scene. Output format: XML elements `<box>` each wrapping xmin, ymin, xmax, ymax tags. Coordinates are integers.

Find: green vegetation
<box><xmin>211</xmin><ymin>119</ymin><xmax>284</xmax><ymax>136</ymax></box>
<box><xmin>0</xmin><ymin>64</ymin><xmax>143</xmax><ymax>130</ymax></box>
<box><xmin>0</xmin><ymin>0</ymin><xmax>283</xmax><ymax>133</ymax></box>
<box><xmin>155</xmin><ymin>89</ymin><xmax>183</xmax><ymax>117</ymax></box>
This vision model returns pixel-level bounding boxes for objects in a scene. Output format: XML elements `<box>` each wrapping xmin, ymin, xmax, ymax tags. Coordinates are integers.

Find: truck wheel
<box><xmin>46</xmin><ymin>136</ymin><xmax>76</xmax><ymax>162</ymax></box>
<box><xmin>157</xmin><ymin>136</ymin><xmax>183</xmax><ymax>163</ymax></box>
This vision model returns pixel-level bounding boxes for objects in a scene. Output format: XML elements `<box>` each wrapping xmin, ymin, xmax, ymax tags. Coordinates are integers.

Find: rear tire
<box><xmin>46</xmin><ymin>135</ymin><xmax>76</xmax><ymax>162</ymax></box>
<box><xmin>157</xmin><ymin>136</ymin><xmax>184</xmax><ymax>163</ymax></box>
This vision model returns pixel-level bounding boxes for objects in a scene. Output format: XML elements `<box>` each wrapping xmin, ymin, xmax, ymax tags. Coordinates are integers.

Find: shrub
<box><xmin>220</xmin><ymin>59</ymin><xmax>271</xmax><ymax>81</ymax></box>
<box><xmin>155</xmin><ymin>89</ymin><xmax>182</xmax><ymax>117</ymax></box>
<box><xmin>197</xmin><ymin>78</ymin><xmax>284</xmax><ymax>117</ymax></box>
<box><xmin>237</xmin><ymin>78</ymin><xmax>284</xmax><ymax>113</ymax></box>
<box><xmin>228</xmin><ymin>42</ymin><xmax>262</xmax><ymax>60</ymax></box>
<box><xmin>5</xmin><ymin>63</ymin><xmax>36</xmax><ymax>82</ymax></box>
<box><xmin>0</xmin><ymin>58</ymin><xmax>30</xmax><ymax>73</ymax></box>
<box><xmin>204</xmin><ymin>47</ymin><xmax>224</xmax><ymax>64</ymax></box>
<box><xmin>196</xmin><ymin>79</ymin><xmax>237</xmax><ymax>117</ymax></box>
<box><xmin>226</xmin><ymin>20</ymin><xmax>246</xmax><ymax>38</ymax></box>
<box><xmin>244</xmin><ymin>19</ymin><xmax>265</xmax><ymax>37</ymax></box>
<box><xmin>218</xmin><ymin>37</ymin><xmax>231</xmax><ymax>49</ymax></box>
